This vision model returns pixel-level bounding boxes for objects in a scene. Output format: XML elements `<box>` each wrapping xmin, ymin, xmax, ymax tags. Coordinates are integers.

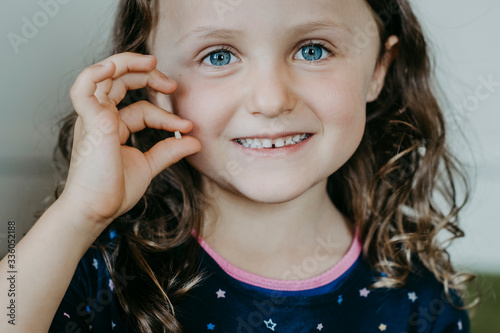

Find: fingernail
<box><xmin>174</xmin><ymin>131</ymin><xmax>182</xmax><ymax>139</ymax></box>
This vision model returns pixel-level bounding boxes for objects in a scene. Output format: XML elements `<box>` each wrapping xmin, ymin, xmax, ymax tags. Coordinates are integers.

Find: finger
<box><xmin>94</xmin><ymin>78</ymin><xmax>115</xmax><ymax>107</ymax></box>
<box><xmin>144</xmin><ymin>136</ymin><xmax>202</xmax><ymax>179</ymax></box>
<box><xmin>106</xmin><ymin>70</ymin><xmax>177</xmax><ymax>105</ymax></box>
<box><xmin>97</xmin><ymin>53</ymin><xmax>176</xmax><ymax>90</ymax></box>
<box><xmin>118</xmin><ymin>101</ymin><xmax>193</xmax><ymax>144</ymax></box>
<box><xmin>70</xmin><ymin>62</ymin><xmax>116</xmax><ymax>120</ymax></box>
<box><xmin>95</xmin><ymin>52</ymin><xmax>157</xmax><ymax>79</ymax></box>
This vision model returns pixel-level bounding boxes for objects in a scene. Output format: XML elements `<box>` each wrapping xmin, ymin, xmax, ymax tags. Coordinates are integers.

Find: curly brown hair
<box><xmin>52</xmin><ymin>0</ymin><xmax>476</xmax><ymax>332</ymax></box>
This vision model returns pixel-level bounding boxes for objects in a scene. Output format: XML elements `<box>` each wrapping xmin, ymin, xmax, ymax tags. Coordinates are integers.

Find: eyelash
<box><xmin>200</xmin><ymin>46</ymin><xmax>239</xmax><ymax>68</ymax></box>
<box><xmin>200</xmin><ymin>41</ymin><xmax>334</xmax><ymax>67</ymax></box>
<box><xmin>296</xmin><ymin>41</ymin><xmax>334</xmax><ymax>63</ymax></box>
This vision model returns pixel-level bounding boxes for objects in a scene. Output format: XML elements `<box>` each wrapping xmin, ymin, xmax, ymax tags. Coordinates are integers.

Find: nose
<box><xmin>244</xmin><ymin>62</ymin><xmax>297</xmax><ymax>118</ymax></box>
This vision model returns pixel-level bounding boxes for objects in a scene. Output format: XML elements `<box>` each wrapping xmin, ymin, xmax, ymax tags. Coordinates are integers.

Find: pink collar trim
<box><xmin>195</xmin><ymin>228</ymin><xmax>361</xmax><ymax>291</ymax></box>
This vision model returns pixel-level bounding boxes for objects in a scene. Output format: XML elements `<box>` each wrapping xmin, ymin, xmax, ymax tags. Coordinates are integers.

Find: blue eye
<box><xmin>202</xmin><ymin>49</ymin><xmax>238</xmax><ymax>66</ymax></box>
<box><xmin>295</xmin><ymin>43</ymin><xmax>331</xmax><ymax>62</ymax></box>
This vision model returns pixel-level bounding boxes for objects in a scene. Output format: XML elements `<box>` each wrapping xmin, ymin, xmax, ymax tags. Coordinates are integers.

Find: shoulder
<box><xmin>60</xmin><ymin>236</ymin><xmax>116</xmax><ymax>306</ymax></box>
<box><xmin>347</xmin><ymin>259</ymin><xmax>470</xmax><ymax>333</ymax></box>
<box><xmin>62</xmin><ymin>227</ymin><xmax>121</xmax><ymax>309</ymax></box>
<box><xmin>76</xmin><ymin>229</ymin><xmax>118</xmax><ymax>280</ymax></box>
<box><xmin>403</xmin><ymin>268</ymin><xmax>470</xmax><ymax>332</ymax></box>
<box><xmin>50</xmin><ymin>229</ymin><xmax>129</xmax><ymax>333</ymax></box>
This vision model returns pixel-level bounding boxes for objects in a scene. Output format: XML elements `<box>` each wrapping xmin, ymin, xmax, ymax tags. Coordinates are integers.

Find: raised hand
<box><xmin>60</xmin><ymin>52</ymin><xmax>201</xmax><ymax>236</ymax></box>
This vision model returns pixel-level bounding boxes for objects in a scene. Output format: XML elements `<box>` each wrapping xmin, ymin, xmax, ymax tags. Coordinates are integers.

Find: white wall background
<box><xmin>412</xmin><ymin>0</ymin><xmax>500</xmax><ymax>274</ymax></box>
<box><xmin>1</xmin><ymin>0</ymin><xmax>499</xmax><ymax>273</ymax></box>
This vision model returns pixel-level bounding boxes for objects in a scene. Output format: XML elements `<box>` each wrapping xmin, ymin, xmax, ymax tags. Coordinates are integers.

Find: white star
<box><xmin>457</xmin><ymin>320</ymin><xmax>463</xmax><ymax>330</ymax></box>
<box><xmin>317</xmin><ymin>323</ymin><xmax>324</xmax><ymax>331</ymax></box>
<box><xmin>216</xmin><ymin>288</ymin><xmax>226</xmax><ymax>298</ymax></box>
<box><xmin>264</xmin><ymin>318</ymin><xmax>277</xmax><ymax>331</ymax></box>
<box><xmin>109</xmin><ymin>279</ymin><xmax>114</xmax><ymax>291</ymax></box>
<box><xmin>408</xmin><ymin>291</ymin><xmax>418</xmax><ymax>303</ymax></box>
<box><xmin>379</xmin><ymin>323</ymin><xmax>387</xmax><ymax>331</ymax></box>
<box><xmin>359</xmin><ymin>287</ymin><xmax>370</xmax><ymax>297</ymax></box>
<box><xmin>111</xmin><ymin>321</ymin><xmax>116</xmax><ymax>329</ymax></box>
<box><xmin>92</xmin><ymin>258</ymin><xmax>98</xmax><ymax>270</ymax></box>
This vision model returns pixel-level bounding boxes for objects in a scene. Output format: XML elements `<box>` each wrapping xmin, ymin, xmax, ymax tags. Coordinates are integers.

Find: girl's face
<box><xmin>150</xmin><ymin>0</ymin><xmax>394</xmax><ymax>203</ymax></box>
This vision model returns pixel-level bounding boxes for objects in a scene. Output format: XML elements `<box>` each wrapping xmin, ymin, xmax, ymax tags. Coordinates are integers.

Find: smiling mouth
<box><xmin>235</xmin><ymin>134</ymin><xmax>311</xmax><ymax>149</ymax></box>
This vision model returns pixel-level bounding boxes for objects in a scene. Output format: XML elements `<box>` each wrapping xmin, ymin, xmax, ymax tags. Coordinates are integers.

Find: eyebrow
<box><xmin>176</xmin><ymin>27</ymin><xmax>242</xmax><ymax>46</ymax></box>
<box><xmin>176</xmin><ymin>19</ymin><xmax>352</xmax><ymax>46</ymax></box>
<box><xmin>290</xmin><ymin>19</ymin><xmax>353</xmax><ymax>37</ymax></box>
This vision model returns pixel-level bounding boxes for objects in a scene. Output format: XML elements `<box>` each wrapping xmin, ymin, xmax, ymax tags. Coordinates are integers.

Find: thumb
<box><xmin>144</xmin><ymin>136</ymin><xmax>201</xmax><ymax>179</ymax></box>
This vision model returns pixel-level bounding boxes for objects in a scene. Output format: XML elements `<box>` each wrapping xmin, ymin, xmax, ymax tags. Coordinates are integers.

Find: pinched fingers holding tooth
<box><xmin>70</xmin><ymin>53</ymin><xmax>179</xmax><ymax>145</ymax></box>
<box><xmin>144</xmin><ymin>135</ymin><xmax>201</xmax><ymax>179</ymax></box>
<box><xmin>117</xmin><ymin>100</ymin><xmax>193</xmax><ymax>145</ymax></box>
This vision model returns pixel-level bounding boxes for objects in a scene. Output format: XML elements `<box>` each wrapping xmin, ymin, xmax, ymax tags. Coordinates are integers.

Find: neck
<box><xmin>200</xmin><ymin>177</ymin><xmax>354</xmax><ymax>279</ymax></box>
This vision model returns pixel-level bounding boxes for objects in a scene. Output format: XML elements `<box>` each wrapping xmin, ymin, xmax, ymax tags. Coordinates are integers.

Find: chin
<box><xmin>193</xmin><ymin>158</ymin><xmax>330</xmax><ymax>204</ymax></box>
<box><xmin>220</xmin><ymin>176</ymin><xmax>318</xmax><ymax>204</ymax></box>
<box><xmin>236</xmin><ymin>189</ymin><xmax>303</xmax><ymax>204</ymax></box>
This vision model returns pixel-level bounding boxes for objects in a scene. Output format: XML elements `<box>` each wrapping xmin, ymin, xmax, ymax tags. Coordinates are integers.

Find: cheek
<box><xmin>167</xmin><ymin>73</ymin><xmax>243</xmax><ymax>181</ymax></box>
<box><xmin>301</xmin><ymin>70</ymin><xmax>367</xmax><ymax>174</ymax></box>
<box><xmin>302</xmin><ymin>69</ymin><xmax>367</xmax><ymax>132</ymax></box>
<box><xmin>169</xmin><ymin>74</ymin><xmax>235</xmax><ymax>138</ymax></box>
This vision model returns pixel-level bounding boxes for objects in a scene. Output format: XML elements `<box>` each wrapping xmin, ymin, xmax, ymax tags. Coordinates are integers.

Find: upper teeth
<box><xmin>237</xmin><ymin>134</ymin><xmax>309</xmax><ymax>149</ymax></box>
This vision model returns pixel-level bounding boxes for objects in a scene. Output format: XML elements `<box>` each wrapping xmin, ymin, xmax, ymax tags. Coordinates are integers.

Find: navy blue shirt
<box><xmin>50</xmin><ymin>233</ymin><xmax>469</xmax><ymax>333</ymax></box>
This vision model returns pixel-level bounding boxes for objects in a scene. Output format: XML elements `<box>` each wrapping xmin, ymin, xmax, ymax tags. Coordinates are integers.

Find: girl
<box><xmin>1</xmin><ymin>0</ymin><xmax>476</xmax><ymax>332</ymax></box>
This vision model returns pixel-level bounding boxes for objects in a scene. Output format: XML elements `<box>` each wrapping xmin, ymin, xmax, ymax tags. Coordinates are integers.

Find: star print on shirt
<box><xmin>379</xmin><ymin>323</ymin><xmax>387</xmax><ymax>331</ymax></box>
<box><xmin>408</xmin><ymin>291</ymin><xmax>418</xmax><ymax>303</ymax></box>
<box><xmin>207</xmin><ymin>323</ymin><xmax>215</xmax><ymax>330</ymax></box>
<box><xmin>92</xmin><ymin>258</ymin><xmax>98</xmax><ymax>270</ymax></box>
<box><xmin>264</xmin><ymin>318</ymin><xmax>277</xmax><ymax>331</ymax></box>
<box><xmin>216</xmin><ymin>289</ymin><xmax>226</xmax><ymax>298</ymax></box>
<box><xmin>317</xmin><ymin>323</ymin><xmax>324</xmax><ymax>331</ymax></box>
<box><xmin>337</xmin><ymin>295</ymin><xmax>343</xmax><ymax>304</ymax></box>
<box><xmin>359</xmin><ymin>288</ymin><xmax>370</xmax><ymax>297</ymax></box>
<box><xmin>457</xmin><ymin>320</ymin><xmax>463</xmax><ymax>330</ymax></box>
<box><xmin>111</xmin><ymin>321</ymin><xmax>116</xmax><ymax>329</ymax></box>
<box><xmin>109</xmin><ymin>279</ymin><xmax>114</xmax><ymax>291</ymax></box>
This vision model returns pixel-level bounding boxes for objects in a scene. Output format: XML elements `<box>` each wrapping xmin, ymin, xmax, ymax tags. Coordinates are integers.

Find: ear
<box><xmin>366</xmin><ymin>35</ymin><xmax>399</xmax><ymax>102</ymax></box>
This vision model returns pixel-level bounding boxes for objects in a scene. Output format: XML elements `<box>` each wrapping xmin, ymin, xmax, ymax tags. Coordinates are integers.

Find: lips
<box><xmin>235</xmin><ymin>134</ymin><xmax>311</xmax><ymax>149</ymax></box>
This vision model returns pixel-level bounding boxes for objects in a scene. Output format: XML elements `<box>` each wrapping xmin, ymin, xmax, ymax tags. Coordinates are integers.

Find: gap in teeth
<box><xmin>237</xmin><ymin>134</ymin><xmax>309</xmax><ymax>148</ymax></box>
